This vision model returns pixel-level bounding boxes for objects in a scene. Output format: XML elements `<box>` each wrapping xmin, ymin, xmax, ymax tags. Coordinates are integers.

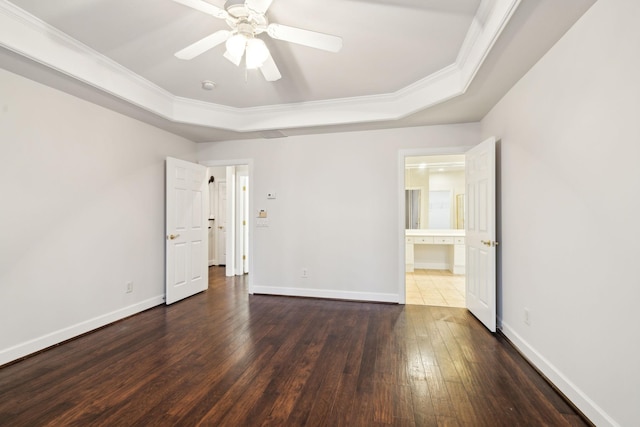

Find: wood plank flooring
<box><xmin>0</xmin><ymin>267</ymin><xmax>590</xmax><ymax>426</ymax></box>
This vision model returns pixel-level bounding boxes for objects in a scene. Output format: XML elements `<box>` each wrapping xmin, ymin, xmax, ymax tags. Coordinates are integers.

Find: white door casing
<box><xmin>465</xmin><ymin>137</ymin><xmax>497</xmax><ymax>332</ymax></box>
<box><xmin>165</xmin><ymin>157</ymin><xmax>209</xmax><ymax>305</ymax></box>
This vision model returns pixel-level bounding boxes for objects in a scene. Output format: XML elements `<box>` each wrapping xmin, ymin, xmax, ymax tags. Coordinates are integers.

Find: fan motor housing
<box><xmin>225</xmin><ymin>0</ymin><xmax>247</xmax><ymax>17</ymax></box>
<box><xmin>225</xmin><ymin>0</ymin><xmax>268</xmax><ymax>31</ymax></box>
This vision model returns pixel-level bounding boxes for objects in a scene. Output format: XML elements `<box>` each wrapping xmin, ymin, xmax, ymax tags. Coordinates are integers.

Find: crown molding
<box><xmin>0</xmin><ymin>0</ymin><xmax>520</xmax><ymax>134</ymax></box>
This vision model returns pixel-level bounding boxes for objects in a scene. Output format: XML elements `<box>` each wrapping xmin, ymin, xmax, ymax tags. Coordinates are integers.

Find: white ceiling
<box><xmin>0</xmin><ymin>0</ymin><xmax>596</xmax><ymax>142</ymax></box>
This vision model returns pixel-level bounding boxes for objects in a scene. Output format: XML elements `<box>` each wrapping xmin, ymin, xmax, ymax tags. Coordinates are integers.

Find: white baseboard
<box><xmin>0</xmin><ymin>295</ymin><xmax>164</xmax><ymax>366</ymax></box>
<box><xmin>500</xmin><ymin>322</ymin><xmax>618</xmax><ymax>427</ymax></box>
<box><xmin>251</xmin><ymin>285</ymin><xmax>399</xmax><ymax>303</ymax></box>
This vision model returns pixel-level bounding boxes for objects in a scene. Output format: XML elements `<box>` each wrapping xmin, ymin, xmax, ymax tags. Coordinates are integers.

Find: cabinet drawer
<box><xmin>454</xmin><ymin>237</ymin><xmax>465</xmax><ymax>245</ymax></box>
<box><xmin>415</xmin><ymin>236</ymin><xmax>434</xmax><ymax>244</ymax></box>
<box><xmin>434</xmin><ymin>236</ymin><xmax>454</xmax><ymax>244</ymax></box>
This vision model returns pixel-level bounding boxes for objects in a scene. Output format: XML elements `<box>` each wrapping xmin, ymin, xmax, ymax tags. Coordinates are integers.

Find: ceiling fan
<box><xmin>172</xmin><ymin>0</ymin><xmax>343</xmax><ymax>81</ymax></box>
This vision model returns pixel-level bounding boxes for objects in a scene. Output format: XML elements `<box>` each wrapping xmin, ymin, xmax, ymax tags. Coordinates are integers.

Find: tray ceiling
<box><xmin>0</xmin><ymin>0</ymin><xmax>596</xmax><ymax>141</ymax></box>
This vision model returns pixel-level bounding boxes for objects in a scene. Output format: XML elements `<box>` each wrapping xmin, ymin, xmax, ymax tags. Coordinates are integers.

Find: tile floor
<box><xmin>406</xmin><ymin>269</ymin><xmax>465</xmax><ymax>307</ymax></box>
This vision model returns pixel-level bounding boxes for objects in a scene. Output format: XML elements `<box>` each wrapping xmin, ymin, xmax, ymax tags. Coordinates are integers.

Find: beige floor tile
<box><xmin>405</xmin><ymin>269</ymin><xmax>465</xmax><ymax>308</ymax></box>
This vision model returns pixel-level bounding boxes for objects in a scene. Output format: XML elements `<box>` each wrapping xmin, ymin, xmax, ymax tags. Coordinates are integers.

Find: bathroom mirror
<box><xmin>405</xmin><ymin>154</ymin><xmax>465</xmax><ymax>230</ymax></box>
<box><xmin>405</xmin><ymin>189</ymin><xmax>421</xmax><ymax>229</ymax></box>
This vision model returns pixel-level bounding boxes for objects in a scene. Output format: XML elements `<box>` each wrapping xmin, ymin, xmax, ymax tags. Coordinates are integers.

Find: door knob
<box><xmin>218</xmin><ymin>226</ymin><xmax>224</xmax><ymax>230</ymax></box>
<box><xmin>168</xmin><ymin>234</ymin><xmax>180</xmax><ymax>240</ymax></box>
<box><xmin>481</xmin><ymin>240</ymin><xmax>499</xmax><ymax>247</ymax></box>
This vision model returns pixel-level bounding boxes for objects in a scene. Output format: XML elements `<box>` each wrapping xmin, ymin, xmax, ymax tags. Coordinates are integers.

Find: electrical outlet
<box><xmin>301</xmin><ymin>268</ymin><xmax>309</xmax><ymax>278</ymax></box>
<box><xmin>126</xmin><ymin>281</ymin><xmax>133</xmax><ymax>293</ymax></box>
<box><xmin>524</xmin><ymin>308</ymin><xmax>530</xmax><ymax>325</ymax></box>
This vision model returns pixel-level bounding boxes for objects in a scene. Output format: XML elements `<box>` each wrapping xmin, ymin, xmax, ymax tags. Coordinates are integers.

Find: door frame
<box><xmin>397</xmin><ymin>147</ymin><xmax>472</xmax><ymax>304</ymax></box>
<box><xmin>201</xmin><ymin>159</ymin><xmax>254</xmax><ymax>294</ymax></box>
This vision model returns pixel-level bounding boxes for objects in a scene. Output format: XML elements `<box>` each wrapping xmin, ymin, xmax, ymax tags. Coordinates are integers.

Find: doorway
<box><xmin>403</xmin><ymin>153</ymin><xmax>466</xmax><ymax>307</ymax></box>
<box><xmin>206</xmin><ymin>163</ymin><xmax>251</xmax><ymax>279</ymax></box>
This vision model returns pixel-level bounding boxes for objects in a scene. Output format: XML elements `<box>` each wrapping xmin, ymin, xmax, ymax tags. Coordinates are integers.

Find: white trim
<box><xmin>0</xmin><ymin>0</ymin><xmax>520</xmax><ymax>133</ymax></box>
<box><xmin>252</xmin><ymin>286</ymin><xmax>399</xmax><ymax>304</ymax></box>
<box><xmin>0</xmin><ymin>295</ymin><xmax>164</xmax><ymax>366</ymax></box>
<box><xmin>500</xmin><ymin>322</ymin><xmax>619</xmax><ymax>427</ymax></box>
<box><xmin>458</xmin><ymin>0</ymin><xmax>522</xmax><ymax>92</ymax></box>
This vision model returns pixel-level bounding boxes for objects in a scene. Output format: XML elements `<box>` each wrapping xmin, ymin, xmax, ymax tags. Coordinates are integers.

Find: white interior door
<box><xmin>225</xmin><ymin>167</ymin><xmax>235</xmax><ymax>277</ymax></box>
<box><xmin>242</xmin><ymin>176</ymin><xmax>249</xmax><ymax>274</ymax></box>
<box><xmin>465</xmin><ymin>137</ymin><xmax>497</xmax><ymax>332</ymax></box>
<box><xmin>234</xmin><ymin>174</ymin><xmax>248</xmax><ymax>276</ymax></box>
<box><xmin>208</xmin><ymin>176</ymin><xmax>215</xmax><ymax>266</ymax></box>
<box><xmin>216</xmin><ymin>181</ymin><xmax>227</xmax><ymax>266</ymax></box>
<box><xmin>165</xmin><ymin>157</ymin><xmax>208</xmax><ymax>305</ymax></box>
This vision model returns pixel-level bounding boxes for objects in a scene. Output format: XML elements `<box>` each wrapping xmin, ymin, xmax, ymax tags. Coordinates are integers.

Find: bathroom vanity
<box><xmin>405</xmin><ymin>229</ymin><xmax>465</xmax><ymax>274</ymax></box>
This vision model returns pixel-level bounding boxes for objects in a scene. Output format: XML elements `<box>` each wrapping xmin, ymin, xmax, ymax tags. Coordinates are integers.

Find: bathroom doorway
<box><xmin>404</xmin><ymin>154</ymin><xmax>466</xmax><ymax>307</ymax></box>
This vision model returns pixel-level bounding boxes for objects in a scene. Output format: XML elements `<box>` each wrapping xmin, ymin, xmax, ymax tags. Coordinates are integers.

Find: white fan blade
<box><xmin>223</xmin><ymin>50</ymin><xmax>242</xmax><ymax>67</ymax></box>
<box><xmin>172</xmin><ymin>0</ymin><xmax>229</xmax><ymax>19</ymax></box>
<box><xmin>260</xmin><ymin>54</ymin><xmax>281</xmax><ymax>81</ymax></box>
<box><xmin>267</xmin><ymin>23</ymin><xmax>342</xmax><ymax>53</ymax></box>
<box><xmin>175</xmin><ymin>30</ymin><xmax>231</xmax><ymax>60</ymax></box>
<box><xmin>246</xmin><ymin>0</ymin><xmax>274</xmax><ymax>15</ymax></box>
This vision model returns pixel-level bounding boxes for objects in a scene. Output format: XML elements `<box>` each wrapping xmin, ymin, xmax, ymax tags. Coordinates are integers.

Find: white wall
<box><xmin>481</xmin><ymin>0</ymin><xmax>639</xmax><ymax>425</ymax></box>
<box><xmin>198</xmin><ymin>124</ymin><xmax>479</xmax><ymax>301</ymax></box>
<box><xmin>0</xmin><ymin>68</ymin><xmax>197</xmax><ymax>365</ymax></box>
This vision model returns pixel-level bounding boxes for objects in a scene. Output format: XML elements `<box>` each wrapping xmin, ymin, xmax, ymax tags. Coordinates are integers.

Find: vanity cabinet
<box><xmin>405</xmin><ymin>230</ymin><xmax>465</xmax><ymax>274</ymax></box>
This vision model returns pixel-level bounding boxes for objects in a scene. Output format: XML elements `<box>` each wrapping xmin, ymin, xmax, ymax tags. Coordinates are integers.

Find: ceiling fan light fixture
<box><xmin>246</xmin><ymin>38</ymin><xmax>269</xmax><ymax>69</ymax></box>
<box><xmin>225</xmin><ymin>33</ymin><xmax>247</xmax><ymax>60</ymax></box>
<box><xmin>173</xmin><ymin>0</ymin><xmax>342</xmax><ymax>82</ymax></box>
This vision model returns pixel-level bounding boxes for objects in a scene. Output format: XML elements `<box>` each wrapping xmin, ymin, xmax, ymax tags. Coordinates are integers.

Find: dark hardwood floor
<box><xmin>0</xmin><ymin>267</ymin><xmax>589</xmax><ymax>426</ymax></box>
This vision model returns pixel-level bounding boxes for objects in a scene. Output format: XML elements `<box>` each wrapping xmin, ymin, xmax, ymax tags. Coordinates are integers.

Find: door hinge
<box><xmin>242</xmin><ymin>255</ymin><xmax>246</xmax><ymax>260</ymax></box>
<box><xmin>242</xmin><ymin>220</ymin><xmax>246</xmax><ymax>226</ymax></box>
<box><xmin>243</xmin><ymin>186</ymin><xmax>246</xmax><ymax>191</ymax></box>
